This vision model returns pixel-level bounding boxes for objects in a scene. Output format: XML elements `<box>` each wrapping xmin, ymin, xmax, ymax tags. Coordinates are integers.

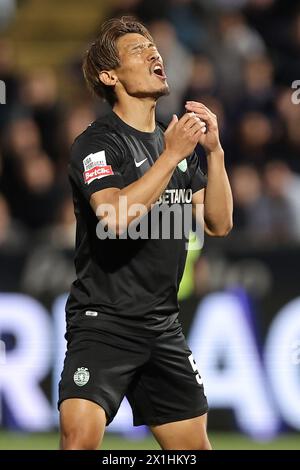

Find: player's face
<box><xmin>115</xmin><ymin>33</ymin><xmax>169</xmax><ymax>100</ymax></box>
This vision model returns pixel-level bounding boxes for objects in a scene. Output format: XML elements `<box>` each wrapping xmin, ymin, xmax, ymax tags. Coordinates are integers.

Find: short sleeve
<box><xmin>187</xmin><ymin>151</ymin><xmax>207</xmax><ymax>194</ymax></box>
<box><xmin>69</xmin><ymin>131</ymin><xmax>125</xmax><ymax>201</ymax></box>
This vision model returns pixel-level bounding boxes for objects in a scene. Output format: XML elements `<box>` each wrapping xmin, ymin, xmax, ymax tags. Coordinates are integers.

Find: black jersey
<box><xmin>66</xmin><ymin>110</ymin><xmax>206</xmax><ymax>334</ymax></box>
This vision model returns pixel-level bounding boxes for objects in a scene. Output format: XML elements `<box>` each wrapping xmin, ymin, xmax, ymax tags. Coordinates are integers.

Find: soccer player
<box><xmin>58</xmin><ymin>16</ymin><xmax>233</xmax><ymax>450</ymax></box>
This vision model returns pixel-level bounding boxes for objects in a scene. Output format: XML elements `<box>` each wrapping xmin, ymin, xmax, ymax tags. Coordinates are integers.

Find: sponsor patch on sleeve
<box><xmin>82</xmin><ymin>150</ymin><xmax>114</xmax><ymax>184</ymax></box>
<box><xmin>84</xmin><ymin>165</ymin><xmax>113</xmax><ymax>184</ymax></box>
<box><xmin>83</xmin><ymin>150</ymin><xmax>107</xmax><ymax>170</ymax></box>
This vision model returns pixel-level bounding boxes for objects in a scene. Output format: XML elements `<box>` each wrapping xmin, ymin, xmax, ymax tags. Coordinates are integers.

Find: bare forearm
<box><xmin>204</xmin><ymin>147</ymin><xmax>233</xmax><ymax>236</ymax></box>
<box><xmin>111</xmin><ymin>150</ymin><xmax>176</xmax><ymax>229</ymax></box>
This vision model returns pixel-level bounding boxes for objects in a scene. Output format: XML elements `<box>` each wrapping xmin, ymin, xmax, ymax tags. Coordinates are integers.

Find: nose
<box><xmin>147</xmin><ymin>48</ymin><xmax>160</xmax><ymax>63</ymax></box>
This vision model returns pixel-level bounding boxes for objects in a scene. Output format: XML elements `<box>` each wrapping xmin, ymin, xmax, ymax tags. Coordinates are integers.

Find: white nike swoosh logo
<box><xmin>134</xmin><ymin>158</ymin><xmax>147</xmax><ymax>168</ymax></box>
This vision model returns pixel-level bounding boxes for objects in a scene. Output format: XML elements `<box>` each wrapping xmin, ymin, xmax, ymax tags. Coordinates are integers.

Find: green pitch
<box><xmin>0</xmin><ymin>432</ymin><xmax>299</xmax><ymax>450</ymax></box>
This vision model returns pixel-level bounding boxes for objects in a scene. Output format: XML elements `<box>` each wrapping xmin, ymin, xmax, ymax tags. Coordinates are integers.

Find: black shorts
<box><xmin>58</xmin><ymin>319</ymin><xmax>208</xmax><ymax>426</ymax></box>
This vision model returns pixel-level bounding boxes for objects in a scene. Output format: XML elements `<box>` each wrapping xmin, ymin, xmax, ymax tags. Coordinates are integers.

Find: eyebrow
<box><xmin>130</xmin><ymin>41</ymin><xmax>155</xmax><ymax>50</ymax></box>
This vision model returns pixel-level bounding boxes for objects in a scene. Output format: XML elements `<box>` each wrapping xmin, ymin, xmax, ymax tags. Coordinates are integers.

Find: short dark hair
<box><xmin>82</xmin><ymin>16</ymin><xmax>153</xmax><ymax>106</ymax></box>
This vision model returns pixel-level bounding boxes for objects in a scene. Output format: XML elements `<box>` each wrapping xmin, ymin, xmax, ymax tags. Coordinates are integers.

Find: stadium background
<box><xmin>1</xmin><ymin>0</ymin><xmax>300</xmax><ymax>450</ymax></box>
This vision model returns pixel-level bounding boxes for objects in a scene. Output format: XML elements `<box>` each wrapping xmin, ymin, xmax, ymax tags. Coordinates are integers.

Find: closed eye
<box><xmin>132</xmin><ymin>45</ymin><xmax>143</xmax><ymax>51</ymax></box>
<box><xmin>131</xmin><ymin>42</ymin><xmax>156</xmax><ymax>53</ymax></box>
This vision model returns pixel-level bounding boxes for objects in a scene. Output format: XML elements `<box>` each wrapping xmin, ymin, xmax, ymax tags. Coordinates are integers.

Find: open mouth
<box><xmin>152</xmin><ymin>63</ymin><xmax>167</xmax><ymax>80</ymax></box>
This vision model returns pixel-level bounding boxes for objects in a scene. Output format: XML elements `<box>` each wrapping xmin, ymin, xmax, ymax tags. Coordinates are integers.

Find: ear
<box><xmin>99</xmin><ymin>70</ymin><xmax>118</xmax><ymax>87</ymax></box>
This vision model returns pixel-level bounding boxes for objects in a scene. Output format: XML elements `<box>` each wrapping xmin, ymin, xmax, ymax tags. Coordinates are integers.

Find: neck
<box><xmin>113</xmin><ymin>96</ymin><xmax>156</xmax><ymax>132</ymax></box>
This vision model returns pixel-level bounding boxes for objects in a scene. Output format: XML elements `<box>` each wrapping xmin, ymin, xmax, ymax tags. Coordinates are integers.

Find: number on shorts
<box><xmin>188</xmin><ymin>353</ymin><xmax>203</xmax><ymax>385</ymax></box>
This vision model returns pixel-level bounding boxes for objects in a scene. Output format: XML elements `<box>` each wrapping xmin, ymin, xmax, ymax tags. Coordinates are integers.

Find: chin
<box><xmin>132</xmin><ymin>84</ymin><xmax>170</xmax><ymax>100</ymax></box>
<box><xmin>157</xmin><ymin>83</ymin><xmax>170</xmax><ymax>97</ymax></box>
<box><xmin>153</xmin><ymin>81</ymin><xmax>170</xmax><ymax>97</ymax></box>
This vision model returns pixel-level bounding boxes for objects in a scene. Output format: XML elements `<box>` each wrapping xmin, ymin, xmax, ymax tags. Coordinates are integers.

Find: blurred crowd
<box><xmin>1</xmin><ymin>0</ymin><xmax>300</xmax><ymax>296</ymax></box>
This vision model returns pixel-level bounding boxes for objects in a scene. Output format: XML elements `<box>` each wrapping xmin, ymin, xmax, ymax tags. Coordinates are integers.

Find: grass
<box><xmin>0</xmin><ymin>432</ymin><xmax>299</xmax><ymax>450</ymax></box>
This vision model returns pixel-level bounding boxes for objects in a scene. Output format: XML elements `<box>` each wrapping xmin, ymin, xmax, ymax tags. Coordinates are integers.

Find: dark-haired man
<box><xmin>59</xmin><ymin>16</ymin><xmax>233</xmax><ymax>450</ymax></box>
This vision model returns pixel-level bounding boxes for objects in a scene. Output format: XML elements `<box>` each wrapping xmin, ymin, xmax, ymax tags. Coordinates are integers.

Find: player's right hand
<box><xmin>164</xmin><ymin>113</ymin><xmax>206</xmax><ymax>163</ymax></box>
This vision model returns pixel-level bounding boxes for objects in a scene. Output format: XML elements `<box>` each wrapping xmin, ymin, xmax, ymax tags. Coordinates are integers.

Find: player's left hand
<box><xmin>185</xmin><ymin>101</ymin><xmax>222</xmax><ymax>154</ymax></box>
